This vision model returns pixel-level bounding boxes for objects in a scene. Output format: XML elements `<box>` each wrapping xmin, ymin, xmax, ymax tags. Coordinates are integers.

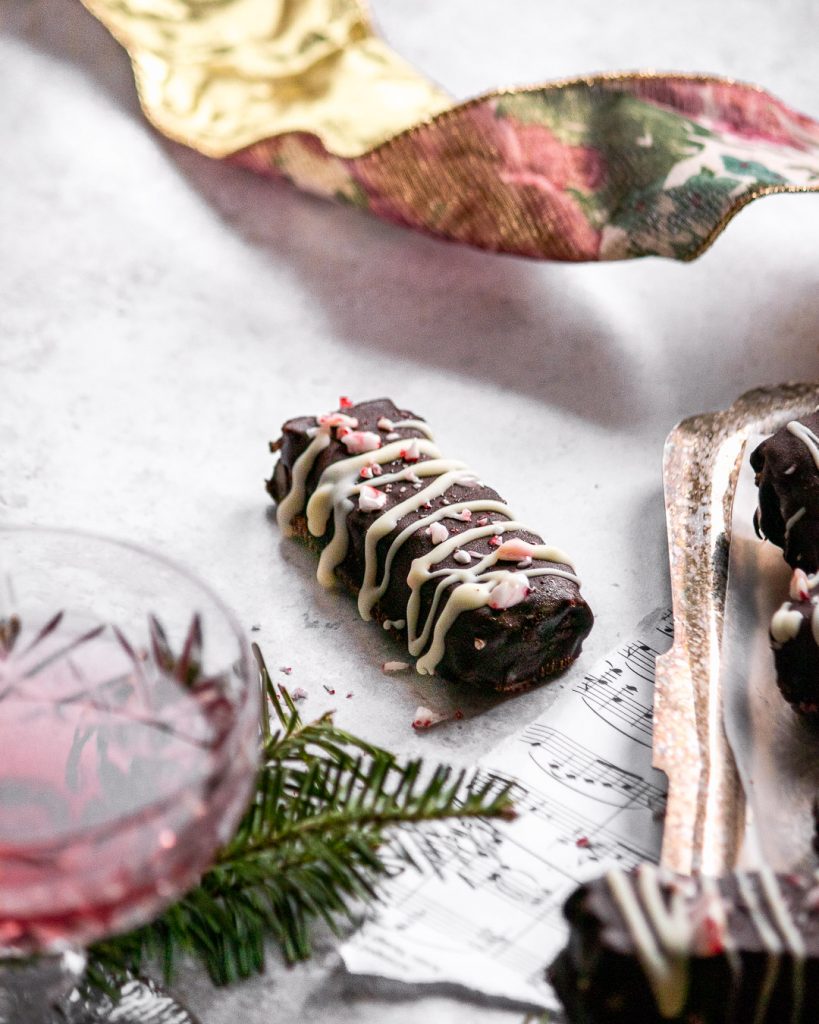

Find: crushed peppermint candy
<box><xmin>359</xmin><ymin>465</ymin><xmax>374</xmax><ymax>479</ymax></box>
<box><xmin>385</xmin><ymin>431</ymin><xmax>400</xmax><ymax>441</ymax></box>
<box><xmin>377</xmin><ymin>416</ymin><xmax>395</xmax><ymax>431</ymax></box>
<box><xmin>412</xmin><ymin>482</ymin><xmax>423</xmax><ymax>490</ymax></box>
<box><xmin>318</xmin><ymin>411</ymin><xmax>358</xmax><ymax>431</ymax></box>
<box><xmin>488</xmin><ymin>574</ymin><xmax>531</xmax><ymax>609</ymax></box>
<box><xmin>474</xmin><ymin>638</ymin><xmax>486</xmax><ymax>650</ymax></box>
<box><xmin>383</xmin><ymin>660</ymin><xmax>411</xmax><ymax>673</ymax></box>
<box><xmin>453</xmin><ymin>549</ymin><xmax>472</xmax><ymax>565</ymax></box>
<box><xmin>279</xmin><ymin>666</ymin><xmax>293</xmax><ymax>675</ymax></box>
<box><xmin>400</xmin><ymin>439</ymin><xmax>421</xmax><ymax>462</ymax></box>
<box><xmin>476</xmin><ymin>516</ymin><xmax>490</xmax><ymax>527</ymax></box>
<box><xmin>690</xmin><ymin>891</ymin><xmax>728</xmax><ymax>956</ymax></box>
<box><xmin>791</xmin><ymin>568</ymin><xmax>811</xmax><ymax>602</ymax></box>
<box><xmin>412</xmin><ymin>705</ymin><xmax>448</xmax><ymax>730</ymax></box>
<box><xmin>342</xmin><ymin>430</ymin><xmax>381</xmax><ymax>455</ymax></box>
<box><xmin>339</xmin><ymin>396</ymin><xmax>353</xmax><ymax>408</ymax></box>
<box><xmin>517</xmin><ymin>556</ymin><xmax>533</xmax><ymax>569</ymax></box>
<box><xmin>447</xmin><ymin>508</ymin><xmax>472</xmax><ymax>522</ymax></box>
<box><xmin>495</xmin><ymin>538</ymin><xmax>536</xmax><ymax>562</ymax></box>
<box><xmin>291</xmin><ymin>687</ymin><xmax>308</xmax><ymax>700</ymax></box>
<box><xmin>575</xmin><ymin>836</ymin><xmax>590</xmax><ymax>849</ymax></box>
<box><xmin>488</xmin><ymin>535</ymin><xmax>502</xmax><ymax>548</ymax></box>
<box><xmin>358</xmin><ymin>484</ymin><xmax>388</xmax><ymax>512</ymax></box>
<box><xmin>346</xmin><ymin>692</ymin><xmax>354</xmax><ymax>699</ymax></box>
<box><xmin>426</xmin><ymin>521</ymin><xmax>449</xmax><ymax>545</ymax></box>
<box><xmin>323</xmin><ymin>685</ymin><xmax>336</xmax><ymax>695</ymax></box>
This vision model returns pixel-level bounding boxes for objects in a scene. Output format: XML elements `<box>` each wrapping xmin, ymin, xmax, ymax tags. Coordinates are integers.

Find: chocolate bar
<box><xmin>751</xmin><ymin>414</ymin><xmax>819</xmax><ymax>572</ymax></box>
<box><xmin>549</xmin><ymin>865</ymin><xmax>819</xmax><ymax>1023</ymax></box>
<box><xmin>267</xmin><ymin>399</ymin><xmax>593</xmax><ymax>691</ymax></box>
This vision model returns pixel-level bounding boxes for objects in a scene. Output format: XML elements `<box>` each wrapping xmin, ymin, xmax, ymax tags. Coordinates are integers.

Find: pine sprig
<box><xmin>87</xmin><ymin>645</ymin><xmax>515</xmax><ymax>992</ymax></box>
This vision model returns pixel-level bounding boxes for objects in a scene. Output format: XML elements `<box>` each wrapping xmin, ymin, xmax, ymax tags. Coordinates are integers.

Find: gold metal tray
<box><xmin>654</xmin><ymin>381</ymin><xmax>819</xmax><ymax>875</ymax></box>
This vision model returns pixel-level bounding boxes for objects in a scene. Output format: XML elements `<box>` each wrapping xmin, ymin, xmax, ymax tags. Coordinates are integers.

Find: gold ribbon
<box><xmin>79</xmin><ymin>0</ymin><xmax>819</xmax><ymax>261</ymax></box>
<box><xmin>81</xmin><ymin>0</ymin><xmax>452</xmax><ymax>157</ymax></box>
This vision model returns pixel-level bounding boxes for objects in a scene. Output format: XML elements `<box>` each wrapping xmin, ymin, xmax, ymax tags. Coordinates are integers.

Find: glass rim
<box><xmin>0</xmin><ymin>524</ymin><xmax>261</xmax><ymax>956</ymax></box>
<box><xmin>0</xmin><ymin>521</ymin><xmax>259</xmax><ymax>738</ymax></box>
<box><xmin>0</xmin><ymin>522</ymin><xmax>246</xmax><ymax>639</ymax></box>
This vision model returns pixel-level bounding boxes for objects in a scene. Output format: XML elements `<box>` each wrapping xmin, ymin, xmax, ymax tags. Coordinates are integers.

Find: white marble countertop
<box><xmin>2</xmin><ymin>1</ymin><xmax>818</xmax><ymax>1020</ymax></box>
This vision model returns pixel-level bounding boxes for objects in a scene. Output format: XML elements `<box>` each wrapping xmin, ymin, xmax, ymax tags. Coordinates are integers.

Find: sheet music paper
<box><xmin>341</xmin><ymin>609</ymin><xmax>672</xmax><ymax>1011</ymax></box>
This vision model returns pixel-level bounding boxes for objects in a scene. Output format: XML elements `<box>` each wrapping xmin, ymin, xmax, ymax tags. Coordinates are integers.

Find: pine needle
<box><xmin>87</xmin><ymin>645</ymin><xmax>515</xmax><ymax>992</ymax></box>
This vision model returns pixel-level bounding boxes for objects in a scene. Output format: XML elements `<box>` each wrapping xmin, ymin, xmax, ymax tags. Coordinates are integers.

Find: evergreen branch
<box><xmin>87</xmin><ymin>645</ymin><xmax>515</xmax><ymax>993</ymax></box>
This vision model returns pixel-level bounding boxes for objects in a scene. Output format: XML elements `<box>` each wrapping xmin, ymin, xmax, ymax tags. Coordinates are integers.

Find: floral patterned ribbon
<box><xmin>82</xmin><ymin>0</ymin><xmax>819</xmax><ymax>261</ymax></box>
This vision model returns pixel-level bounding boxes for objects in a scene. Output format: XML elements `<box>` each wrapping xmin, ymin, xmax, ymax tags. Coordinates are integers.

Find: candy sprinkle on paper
<box><xmin>412</xmin><ymin>706</ymin><xmax>447</xmax><ymax>730</ymax></box>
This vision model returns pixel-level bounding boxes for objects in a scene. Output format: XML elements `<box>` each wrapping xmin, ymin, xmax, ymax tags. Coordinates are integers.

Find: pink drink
<box><xmin>0</xmin><ymin>613</ymin><xmax>256</xmax><ymax>954</ymax></box>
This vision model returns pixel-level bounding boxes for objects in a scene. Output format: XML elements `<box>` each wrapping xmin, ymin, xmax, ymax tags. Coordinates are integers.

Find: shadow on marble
<box><xmin>12</xmin><ymin>0</ymin><xmax>819</xmax><ymax>432</ymax></box>
<box><xmin>7</xmin><ymin>0</ymin><xmax>651</xmax><ymax>431</ymax></box>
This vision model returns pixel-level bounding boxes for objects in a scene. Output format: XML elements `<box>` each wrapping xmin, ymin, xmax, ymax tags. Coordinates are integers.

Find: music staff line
<box><xmin>520</xmin><ymin>723</ymin><xmax>667</xmax><ymax>811</ymax></box>
<box><xmin>571</xmin><ymin>641</ymin><xmax>661</xmax><ymax>747</ymax></box>
<box><xmin>655</xmin><ymin>607</ymin><xmax>674</xmax><ymax>638</ymax></box>
<box><xmin>362</xmin><ymin>853</ymin><xmax>588</xmax><ymax>979</ymax></box>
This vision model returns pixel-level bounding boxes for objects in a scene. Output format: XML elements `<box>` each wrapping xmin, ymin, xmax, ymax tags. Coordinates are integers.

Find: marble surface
<box><xmin>1</xmin><ymin>1</ymin><xmax>818</xmax><ymax>1021</ymax></box>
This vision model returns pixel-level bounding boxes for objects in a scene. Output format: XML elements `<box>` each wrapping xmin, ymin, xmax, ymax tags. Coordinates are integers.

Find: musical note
<box><xmin>582</xmin><ymin>690</ymin><xmax>653</xmax><ymax>744</ymax></box>
<box><xmin>624</xmin><ymin>641</ymin><xmax>659</xmax><ymax>682</ymax></box>
<box><xmin>655</xmin><ymin>607</ymin><xmax>675</xmax><ymax>639</ymax></box>
<box><xmin>521</xmin><ymin>724</ymin><xmax>667</xmax><ymax>811</ymax></box>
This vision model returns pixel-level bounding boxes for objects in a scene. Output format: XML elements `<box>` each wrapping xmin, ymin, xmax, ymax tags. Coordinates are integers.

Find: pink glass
<box><xmin>0</xmin><ymin>527</ymin><xmax>260</xmax><ymax>1021</ymax></box>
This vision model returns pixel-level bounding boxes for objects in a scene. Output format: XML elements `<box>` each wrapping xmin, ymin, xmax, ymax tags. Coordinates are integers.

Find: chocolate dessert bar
<box><xmin>549</xmin><ymin>865</ymin><xmax>819</xmax><ymax>1023</ymax></box>
<box><xmin>267</xmin><ymin>399</ymin><xmax>593</xmax><ymax>691</ymax></box>
<box><xmin>770</xmin><ymin>568</ymin><xmax>819</xmax><ymax>720</ymax></box>
<box><xmin>751</xmin><ymin>414</ymin><xmax>819</xmax><ymax>572</ymax></box>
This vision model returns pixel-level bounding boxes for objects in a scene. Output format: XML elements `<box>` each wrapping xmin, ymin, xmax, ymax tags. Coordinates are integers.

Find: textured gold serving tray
<box><xmin>655</xmin><ymin>381</ymin><xmax>819</xmax><ymax>876</ymax></box>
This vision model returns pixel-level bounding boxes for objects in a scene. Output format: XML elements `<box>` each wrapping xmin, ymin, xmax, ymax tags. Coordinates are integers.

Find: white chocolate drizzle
<box><xmin>606</xmin><ymin>866</ymin><xmax>690</xmax><ymax>1017</ymax></box>
<box><xmin>787</xmin><ymin>420</ymin><xmax>819</xmax><ymax>471</ymax></box>
<box><xmin>785</xmin><ymin>506</ymin><xmax>806</xmax><ymax>538</ymax></box>
<box><xmin>757</xmin><ymin>868</ymin><xmax>804</xmax><ymax>1023</ymax></box>
<box><xmin>605</xmin><ymin>869</ymin><xmax>808</xmax><ymax>1021</ymax></box>
<box><xmin>770</xmin><ymin>603</ymin><xmax>803</xmax><ymax>644</ymax></box>
<box><xmin>277</xmin><ymin>409</ymin><xmax>579</xmax><ymax>674</ymax></box>
<box><xmin>789</xmin><ymin>571</ymin><xmax>819</xmax><ymax>647</ymax></box>
<box><xmin>391</xmin><ymin>419</ymin><xmax>435</xmax><ymax>439</ymax></box>
<box><xmin>276</xmin><ymin>430</ymin><xmax>330</xmax><ymax>537</ymax></box>
<box><xmin>735</xmin><ymin>872</ymin><xmax>782</xmax><ymax>1024</ymax></box>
